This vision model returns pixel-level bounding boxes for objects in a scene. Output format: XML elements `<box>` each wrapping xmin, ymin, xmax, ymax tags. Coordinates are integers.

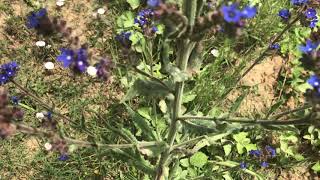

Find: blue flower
<box><xmin>299</xmin><ymin>40</ymin><xmax>319</xmax><ymax>54</ymax></box>
<box><xmin>240</xmin><ymin>162</ymin><xmax>247</xmax><ymax>169</ymax></box>
<box><xmin>241</xmin><ymin>6</ymin><xmax>257</xmax><ymax>19</ymax></box>
<box><xmin>221</xmin><ymin>4</ymin><xmax>242</xmax><ymax>23</ymax></box>
<box><xmin>310</xmin><ymin>18</ymin><xmax>318</xmax><ymax>28</ymax></box>
<box><xmin>116</xmin><ymin>31</ymin><xmax>132</xmax><ymax>47</ymax></box>
<box><xmin>261</xmin><ymin>161</ymin><xmax>269</xmax><ymax>167</ymax></box>
<box><xmin>249</xmin><ymin>150</ymin><xmax>262</xmax><ymax>157</ymax></box>
<box><xmin>57</xmin><ymin>48</ymin><xmax>74</xmax><ymax>68</ymax></box>
<box><xmin>307</xmin><ymin>75</ymin><xmax>320</xmax><ymax>88</ymax></box>
<box><xmin>151</xmin><ymin>26</ymin><xmax>158</xmax><ymax>33</ymax></box>
<box><xmin>305</xmin><ymin>8</ymin><xmax>317</xmax><ymax>19</ymax></box>
<box><xmin>278</xmin><ymin>9</ymin><xmax>291</xmax><ymax>20</ymax></box>
<box><xmin>26</xmin><ymin>8</ymin><xmax>47</xmax><ymax>29</ymax></box>
<box><xmin>0</xmin><ymin>61</ymin><xmax>19</xmax><ymax>85</ymax></box>
<box><xmin>11</xmin><ymin>96</ymin><xmax>19</xmax><ymax>105</ymax></box>
<box><xmin>270</xmin><ymin>43</ymin><xmax>281</xmax><ymax>50</ymax></box>
<box><xmin>291</xmin><ymin>0</ymin><xmax>309</xmax><ymax>6</ymax></box>
<box><xmin>57</xmin><ymin>48</ymin><xmax>88</xmax><ymax>73</ymax></box>
<box><xmin>46</xmin><ymin>111</ymin><xmax>53</xmax><ymax>120</ymax></box>
<box><xmin>58</xmin><ymin>154</ymin><xmax>69</xmax><ymax>161</ymax></box>
<box><xmin>135</xmin><ymin>9</ymin><xmax>155</xmax><ymax>27</ymax></box>
<box><xmin>147</xmin><ymin>0</ymin><xmax>160</xmax><ymax>7</ymax></box>
<box><xmin>266</xmin><ymin>145</ymin><xmax>276</xmax><ymax>158</ymax></box>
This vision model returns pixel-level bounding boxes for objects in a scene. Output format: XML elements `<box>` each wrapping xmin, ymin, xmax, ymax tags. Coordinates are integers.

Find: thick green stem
<box><xmin>155</xmin><ymin>40</ymin><xmax>195</xmax><ymax>179</ymax></box>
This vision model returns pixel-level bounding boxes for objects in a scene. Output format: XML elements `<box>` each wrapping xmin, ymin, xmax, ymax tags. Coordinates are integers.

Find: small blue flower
<box><xmin>261</xmin><ymin>161</ymin><xmax>269</xmax><ymax>167</ymax></box>
<box><xmin>116</xmin><ymin>31</ymin><xmax>132</xmax><ymax>47</ymax></box>
<box><xmin>26</xmin><ymin>8</ymin><xmax>47</xmax><ymax>29</ymax></box>
<box><xmin>270</xmin><ymin>43</ymin><xmax>281</xmax><ymax>50</ymax></box>
<box><xmin>221</xmin><ymin>4</ymin><xmax>242</xmax><ymax>23</ymax></box>
<box><xmin>249</xmin><ymin>150</ymin><xmax>261</xmax><ymax>157</ymax></box>
<box><xmin>75</xmin><ymin>48</ymin><xmax>88</xmax><ymax>73</ymax></box>
<box><xmin>11</xmin><ymin>96</ymin><xmax>19</xmax><ymax>105</ymax></box>
<box><xmin>291</xmin><ymin>0</ymin><xmax>309</xmax><ymax>6</ymax></box>
<box><xmin>305</xmin><ymin>8</ymin><xmax>317</xmax><ymax>19</ymax></box>
<box><xmin>307</xmin><ymin>75</ymin><xmax>320</xmax><ymax>88</ymax></box>
<box><xmin>147</xmin><ymin>0</ymin><xmax>160</xmax><ymax>7</ymax></box>
<box><xmin>310</xmin><ymin>18</ymin><xmax>318</xmax><ymax>28</ymax></box>
<box><xmin>57</xmin><ymin>48</ymin><xmax>74</xmax><ymax>68</ymax></box>
<box><xmin>46</xmin><ymin>111</ymin><xmax>53</xmax><ymax>120</ymax></box>
<box><xmin>241</xmin><ymin>6</ymin><xmax>257</xmax><ymax>19</ymax></box>
<box><xmin>58</xmin><ymin>154</ymin><xmax>69</xmax><ymax>161</ymax></box>
<box><xmin>151</xmin><ymin>26</ymin><xmax>158</xmax><ymax>33</ymax></box>
<box><xmin>278</xmin><ymin>9</ymin><xmax>291</xmax><ymax>20</ymax></box>
<box><xmin>240</xmin><ymin>162</ymin><xmax>247</xmax><ymax>169</ymax></box>
<box><xmin>0</xmin><ymin>61</ymin><xmax>19</xmax><ymax>85</ymax></box>
<box><xmin>299</xmin><ymin>40</ymin><xmax>319</xmax><ymax>54</ymax></box>
<box><xmin>266</xmin><ymin>145</ymin><xmax>276</xmax><ymax>158</ymax></box>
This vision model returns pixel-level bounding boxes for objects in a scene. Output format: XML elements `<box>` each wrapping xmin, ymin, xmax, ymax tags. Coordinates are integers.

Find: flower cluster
<box><xmin>57</xmin><ymin>48</ymin><xmax>89</xmax><ymax>73</ymax></box>
<box><xmin>221</xmin><ymin>4</ymin><xmax>257</xmax><ymax>23</ymax></box>
<box><xmin>134</xmin><ymin>8</ymin><xmax>159</xmax><ymax>35</ymax></box>
<box><xmin>305</xmin><ymin>8</ymin><xmax>318</xmax><ymax>28</ymax></box>
<box><xmin>0</xmin><ymin>62</ymin><xmax>19</xmax><ymax>85</ymax></box>
<box><xmin>0</xmin><ymin>88</ymin><xmax>23</xmax><ymax>138</ymax></box>
<box><xmin>240</xmin><ymin>145</ymin><xmax>276</xmax><ymax>169</ymax></box>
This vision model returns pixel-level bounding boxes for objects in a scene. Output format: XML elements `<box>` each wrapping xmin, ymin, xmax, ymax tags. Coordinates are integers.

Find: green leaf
<box><xmin>127</xmin><ymin>0</ymin><xmax>140</xmax><ymax>9</ymax></box>
<box><xmin>223</xmin><ymin>144</ymin><xmax>232</xmax><ymax>156</ymax></box>
<box><xmin>125</xmin><ymin>104</ymin><xmax>158</xmax><ymax>140</ymax></box>
<box><xmin>182</xmin><ymin>93</ymin><xmax>197</xmax><ymax>103</ymax></box>
<box><xmin>165</xmin><ymin>64</ymin><xmax>189</xmax><ymax>82</ymax></box>
<box><xmin>180</xmin><ymin>158</ymin><xmax>190</xmax><ymax>168</ymax></box>
<box><xmin>190</xmin><ymin>152</ymin><xmax>208</xmax><ymax>168</ymax></box>
<box><xmin>116</xmin><ymin>11</ymin><xmax>135</xmax><ymax>29</ymax></box>
<box><xmin>122</xmin><ymin>78</ymin><xmax>170</xmax><ymax>102</ymax></box>
<box><xmin>312</xmin><ymin>162</ymin><xmax>320</xmax><ymax>173</ymax></box>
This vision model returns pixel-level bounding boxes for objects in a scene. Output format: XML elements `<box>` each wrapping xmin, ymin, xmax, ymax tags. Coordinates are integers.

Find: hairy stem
<box><xmin>178</xmin><ymin>116</ymin><xmax>309</xmax><ymax>125</ymax></box>
<box><xmin>156</xmin><ymin>40</ymin><xmax>195</xmax><ymax>179</ymax></box>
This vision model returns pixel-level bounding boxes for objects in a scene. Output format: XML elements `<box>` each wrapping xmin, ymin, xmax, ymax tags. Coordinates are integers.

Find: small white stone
<box><xmin>87</xmin><ymin>66</ymin><xmax>98</xmax><ymax>77</ymax></box>
<box><xmin>44</xmin><ymin>142</ymin><xmax>52</xmax><ymax>151</ymax></box>
<box><xmin>36</xmin><ymin>112</ymin><xmax>45</xmax><ymax>119</ymax></box>
<box><xmin>56</xmin><ymin>1</ymin><xmax>64</xmax><ymax>7</ymax></box>
<box><xmin>97</xmin><ymin>8</ymin><xmax>105</xmax><ymax>15</ymax></box>
<box><xmin>210</xmin><ymin>49</ymin><xmax>219</xmax><ymax>57</ymax></box>
<box><xmin>44</xmin><ymin>62</ymin><xmax>55</xmax><ymax>70</ymax></box>
<box><xmin>36</xmin><ymin>41</ymin><xmax>46</xmax><ymax>47</ymax></box>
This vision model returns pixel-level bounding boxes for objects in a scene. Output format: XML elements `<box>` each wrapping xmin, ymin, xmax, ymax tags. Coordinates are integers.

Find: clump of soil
<box><xmin>227</xmin><ymin>56</ymin><xmax>283</xmax><ymax>116</ymax></box>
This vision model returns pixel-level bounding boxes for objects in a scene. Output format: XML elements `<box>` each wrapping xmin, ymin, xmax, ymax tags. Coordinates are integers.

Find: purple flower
<box><xmin>11</xmin><ymin>96</ymin><xmax>19</xmax><ymax>105</ymax></box>
<box><xmin>240</xmin><ymin>162</ymin><xmax>247</xmax><ymax>169</ymax></box>
<box><xmin>308</xmin><ymin>75</ymin><xmax>320</xmax><ymax>88</ymax></box>
<box><xmin>241</xmin><ymin>6</ymin><xmax>257</xmax><ymax>19</ymax></box>
<box><xmin>261</xmin><ymin>161</ymin><xmax>269</xmax><ymax>167</ymax></box>
<box><xmin>249</xmin><ymin>150</ymin><xmax>261</xmax><ymax>157</ymax></box>
<box><xmin>305</xmin><ymin>8</ymin><xmax>317</xmax><ymax>19</ymax></box>
<box><xmin>0</xmin><ymin>61</ymin><xmax>19</xmax><ymax>85</ymax></box>
<box><xmin>221</xmin><ymin>4</ymin><xmax>242</xmax><ymax>23</ymax></box>
<box><xmin>57</xmin><ymin>48</ymin><xmax>88</xmax><ymax>73</ymax></box>
<box><xmin>278</xmin><ymin>9</ymin><xmax>291</xmax><ymax>20</ymax></box>
<box><xmin>58</xmin><ymin>154</ymin><xmax>69</xmax><ymax>161</ymax></box>
<box><xmin>266</xmin><ymin>145</ymin><xmax>276</xmax><ymax>158</ymax></box>
<box><xmin>310</xmin><ymin>18</ymin><xmax>318</xmax><ymax>28</ymax></box>
<box><xmin>26</xmin><ymin>8</ymin><xmax>47</xmax><ymax>29</ymax></box>
<box><xmin>299</xmin><ymin>40</ymin><xmax>319</xmax><ymax>54</ymax></box>
<box><xmin>291</xmin><ymin>0</ymin><xmax>309</xmax><ymax>6</ymax></box>
<box><xmin>270</xmin><ymin>43</ymin><xmax>280</xmax><ymax>50</ymax></box>
<box><xmin>57</xmin><ymin>48</ymin><xmax>74</xmax><ymax>68</ymax></box>
<box><xmin>147</xmin><ymin>0</ymin><xmax>160</xmax><ymax>7</ymax></box>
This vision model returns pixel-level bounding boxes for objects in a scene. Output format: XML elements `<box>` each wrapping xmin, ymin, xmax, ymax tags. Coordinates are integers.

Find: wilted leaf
<box><xmin>159</xmin><ymin>100</ymin><xmax>167</xmax><ymax>113</ymax></box>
